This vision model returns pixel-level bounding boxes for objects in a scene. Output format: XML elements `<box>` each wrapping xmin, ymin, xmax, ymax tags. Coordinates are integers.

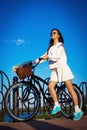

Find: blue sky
<box><xmin>0</xmin><ymin>0</ymin><xmax>87</xmax><ymax>85</ymax></box>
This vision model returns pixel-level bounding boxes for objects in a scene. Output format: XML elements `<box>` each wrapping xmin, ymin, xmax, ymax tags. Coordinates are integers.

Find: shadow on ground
<box><xmin>0</xmin><ymin>126</ymin><xmax>17</xmax><ymax>130</ymax></box>
<box><xmin>27</xmin><ymin>119</ymin><xmax>71</xmax><ymax>130</ymax></box>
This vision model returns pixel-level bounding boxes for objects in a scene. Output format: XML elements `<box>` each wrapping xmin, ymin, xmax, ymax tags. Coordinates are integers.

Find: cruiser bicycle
<box><xmin>5</xmin><ymin>58</ymin><xmax>83</xmax><ymax>121</ymax></box>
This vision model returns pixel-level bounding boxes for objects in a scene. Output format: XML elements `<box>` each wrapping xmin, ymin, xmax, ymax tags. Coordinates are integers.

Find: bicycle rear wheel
<box><xmin>58</xmin><ymin>84</ymin><xmax>83</xmax><ymax>118</ymax></box>
<box><xmin>5</xmin><ymin>82</ymin><xmax>40</xmax><ymax>121</ymax></box>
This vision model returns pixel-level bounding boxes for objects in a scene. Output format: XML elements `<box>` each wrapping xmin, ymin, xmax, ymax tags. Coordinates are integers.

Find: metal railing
<box><xmin>0</xmin><ymin>71</ymin><xmax>10</xmax><ymax>110</ymax></box>
<box><xmin>0</xmin><ymin>70</ymin><xmax>10</xmax><ymax>121</ymax></box>
<box><xmin>79</xmin><ymin>82</ymin><xmax>87</xmax><ymax>114</ymax></box>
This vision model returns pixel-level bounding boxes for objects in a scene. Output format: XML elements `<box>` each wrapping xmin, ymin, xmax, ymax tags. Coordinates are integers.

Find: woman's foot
<box><xmin>51</xmin><ymin>105</ymin><xmax>61</xmax><ymax>115</ymax></box>
<box><xmin>73</xmin><ymin>110</ymin><xmax>84</xmax><ymax>121</ymax></box>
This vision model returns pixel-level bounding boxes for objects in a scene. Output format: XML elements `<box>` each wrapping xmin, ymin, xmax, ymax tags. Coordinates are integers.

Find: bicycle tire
<box><xmin>5</xmin><ymin>81</ymin><xmax>40</xmax><ymax>121</ymax></box>
<box><xmin>57</xmin><ymin>83</ymin><xmax>83</xmax><ymax>118</ymax></box>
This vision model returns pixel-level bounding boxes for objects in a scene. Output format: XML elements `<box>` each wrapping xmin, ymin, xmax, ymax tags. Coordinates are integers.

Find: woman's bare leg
<box><xmin>48</xmin><ymin>81</ymin><xmax>61</xmax><ymax>114</ymax></box>
<box><xmin>48</xmin><ymin>81</ymin><xmax>58</xmax><ymax>102</ymax></box>
<box><xmin>64</xmin><ymin>80</ymin><xmax>83</xmax><ymax>120</ymax></box>
<box><xmin>64</xmin><ymin>80</ymin><xmax>78</xmax><ymax>106</ymax></box>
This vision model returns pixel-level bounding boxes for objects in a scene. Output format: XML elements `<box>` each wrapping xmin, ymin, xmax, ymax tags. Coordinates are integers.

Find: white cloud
<box><xmin>16</xmin><ymin>39</ymin><xmax>25</xmax><ymax>46</ymax></box>
<box><xmin>5</xmin><ymin>38</ymin><xmax>25</xmax><ymax>46</ymax></box>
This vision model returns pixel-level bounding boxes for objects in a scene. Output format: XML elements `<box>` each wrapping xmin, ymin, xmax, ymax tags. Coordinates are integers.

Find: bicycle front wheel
<box><xmin>5</xmin><ymin>82</ymin><xmax>40</xmax><ymax>121</ymax></box>
<box><xmin>58</xmin><ymin>84</ymin><xmax>83</xmax><ymax>118</ymax></box>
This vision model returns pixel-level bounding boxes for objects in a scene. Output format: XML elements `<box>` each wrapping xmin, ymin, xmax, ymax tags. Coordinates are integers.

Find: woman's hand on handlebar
<box><xmin>32</xmin><ymin>55</ymin><xmax>48</xmax><ymax>65</ymax></box>
<box><xmin>42</xmin><ymin>54</ymin><xmax>48</xmax><ymax>60</ymax></box>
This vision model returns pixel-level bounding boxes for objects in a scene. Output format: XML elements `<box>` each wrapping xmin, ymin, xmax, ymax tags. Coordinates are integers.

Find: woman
<box><xmin>34</xmin><ymin>28</ymin><xmax>83</xmax><ymax>121</ymax></box>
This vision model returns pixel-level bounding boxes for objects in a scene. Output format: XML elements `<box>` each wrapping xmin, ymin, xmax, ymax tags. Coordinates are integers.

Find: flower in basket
<box><xmin>12</xmin><ymin>66</ymin><xmax>19</xmax><ymax>72</ymax></box>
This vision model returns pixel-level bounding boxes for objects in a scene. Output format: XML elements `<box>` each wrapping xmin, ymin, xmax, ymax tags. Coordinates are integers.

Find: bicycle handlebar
<box><xmin>32</xmin><ymin>57</ymin><xmax>43</xmax><ymax>69</ymax></box>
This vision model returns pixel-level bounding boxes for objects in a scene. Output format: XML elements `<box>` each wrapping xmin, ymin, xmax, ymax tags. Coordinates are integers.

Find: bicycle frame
<box><xmin>28</xmin><ymin>74</ymin><xmax>52</xmax><ymax>101</ymax></box>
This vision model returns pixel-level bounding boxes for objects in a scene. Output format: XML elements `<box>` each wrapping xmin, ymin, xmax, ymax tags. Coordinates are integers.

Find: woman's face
<box><xmin>51</xmin><ymin>30</ymin><xmax>60</xmax><ymax>41</ymax></box>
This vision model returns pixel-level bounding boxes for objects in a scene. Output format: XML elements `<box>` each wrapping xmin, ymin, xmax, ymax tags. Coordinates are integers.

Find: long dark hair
<box><xmin>47</xmin><ymin>28</ymin><xmax>64</xmax><ymax>52</ymax></box>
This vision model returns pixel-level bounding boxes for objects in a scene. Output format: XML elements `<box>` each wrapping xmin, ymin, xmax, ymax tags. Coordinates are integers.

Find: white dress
<box><xmin>48</xmin><ymin>42</ymin><xmax>74</xmax><ymax>82</ymax></box>
<box><xmin>35</xmin><ymin>42</ymin><xmax>74</xmax><ymax>82</ymax></box>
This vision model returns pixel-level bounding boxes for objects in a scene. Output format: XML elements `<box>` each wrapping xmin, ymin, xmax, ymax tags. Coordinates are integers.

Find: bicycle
<box><xmin>5</xmin><ymin>58</ymin><xmax>83</xmax><ymax>121</ymax></box>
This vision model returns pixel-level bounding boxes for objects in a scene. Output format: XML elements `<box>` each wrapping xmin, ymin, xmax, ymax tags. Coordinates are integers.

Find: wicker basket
<box><xmin>16</xmin><ymin>62</ymin><xmax>33</xmax><ymax>79</ymax></box>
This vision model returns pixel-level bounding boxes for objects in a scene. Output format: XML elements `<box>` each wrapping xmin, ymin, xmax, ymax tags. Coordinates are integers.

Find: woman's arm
<box><xmin>48</xmin><ymin>46</ymin><xmax>65</xmax><ymax>61</ymax></box>
<box><xmin>33</xmin><ymin>52</ymin><xmax>48</xmax><ymax>64</ymax></box>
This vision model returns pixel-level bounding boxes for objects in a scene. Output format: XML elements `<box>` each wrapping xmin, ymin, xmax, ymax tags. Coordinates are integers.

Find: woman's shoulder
<box><xmin>56</xmin><ymin>42</ymin><xmax>64</xmax><ymax>48</ymax></box>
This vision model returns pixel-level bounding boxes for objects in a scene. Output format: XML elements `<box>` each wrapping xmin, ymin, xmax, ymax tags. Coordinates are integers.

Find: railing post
<box><xmin>13</xmin><ymin>76</ymin><xmax>19</xmax><ymax>116</ymax></box>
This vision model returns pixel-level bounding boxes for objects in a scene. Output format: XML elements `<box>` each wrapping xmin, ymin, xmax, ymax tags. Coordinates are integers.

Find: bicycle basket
<box><xmin>16</xmin><ymin>61</ymin><xmax>33</xmax><ymax>79</ymax></box>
